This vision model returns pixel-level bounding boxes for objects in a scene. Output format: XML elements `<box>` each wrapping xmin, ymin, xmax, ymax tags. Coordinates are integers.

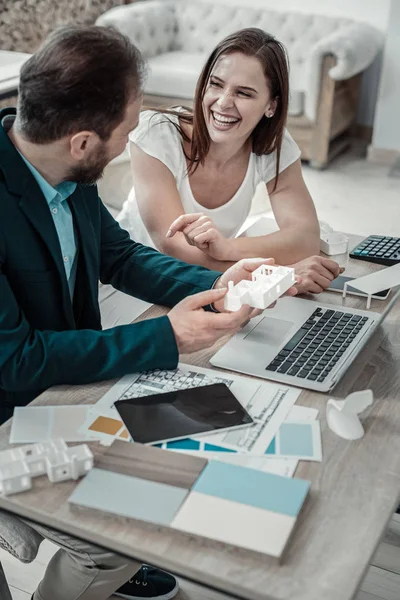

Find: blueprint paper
<box><xmin>83</xmin><ymin>364</ymin><xmax>301</xmax><ymax>459</ymax></box>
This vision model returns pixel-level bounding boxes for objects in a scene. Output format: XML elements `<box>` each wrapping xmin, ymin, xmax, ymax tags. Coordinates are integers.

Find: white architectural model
<box><xmin>326</xmin><ymin>390</ymin><xmax>373</xmax><ymax>440</ymax></box>
<box><xmin>320</xmin><ymin>221</ymin><xmax>349</xmax><ymax>255</ymax></box>
<box><xmin>0</xmin><ymin>440</ymin><xmax>93</xmax><ymax>496</ymax></box>
<box><xmin>342</xmin><ymin>264</ymin><xmax>400</xmax><ymax>309</ymax></box>
<box><xmin>224</xmin><ymin>264</ymin><xmax>296</xmax><ymax>311</ymax></box>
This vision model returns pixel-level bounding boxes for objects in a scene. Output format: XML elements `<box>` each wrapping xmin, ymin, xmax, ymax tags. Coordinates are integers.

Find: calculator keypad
<box><xmin>350</xmin><ymin>236</ymin><xmax>400</xmax><ymax>266</ymax></box>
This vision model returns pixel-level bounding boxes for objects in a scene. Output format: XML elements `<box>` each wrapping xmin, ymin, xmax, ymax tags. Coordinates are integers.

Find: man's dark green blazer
<box><xmin>0</xmin><ymin>108</ymin><xmax>220</xmax><ymax>424</ymax></box>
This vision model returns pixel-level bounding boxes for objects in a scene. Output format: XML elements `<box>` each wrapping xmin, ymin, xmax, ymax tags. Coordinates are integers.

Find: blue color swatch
<box><xmin>193</xmin><ymin>461</ymin><xmax>310</xmax><ymax>517</ymax></box>
<box><xmin>203</xmin><ymin>443</ymin><xmax>235</xmax><ymax>452</ymax></box>
<box><xmin>265</xmin><ymin>437</ymin><xmax>276</xmax><ymax>455</ymax></box>
<box><xmin>279</xmin><ymin>423</ymin><xmax>314</xmax><ymax>457</ymax></box>
<box><xmin>69</xmin><ymin>468</ymin><xmax>188</xmax><ymax>526</ymax></box>
<box><xmin>166</xmin><ymin>439</ymin><xmax>200</xmax><ymax>450</ymax></box>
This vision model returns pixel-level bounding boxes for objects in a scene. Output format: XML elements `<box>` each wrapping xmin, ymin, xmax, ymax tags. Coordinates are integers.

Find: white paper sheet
<box><xmin>286</xmin><ymin>405</ymin><xmax>319</xmax><ymax>421</ymax></box>
<box><xmin>10</xmin><ymin>406</ymin><xmax>98</xmax><ymax>443</ymax></box>
<box><xmin>99</xmin><ymin>285</ymin><xmax>151</xmax><ymax>329</ymax></box>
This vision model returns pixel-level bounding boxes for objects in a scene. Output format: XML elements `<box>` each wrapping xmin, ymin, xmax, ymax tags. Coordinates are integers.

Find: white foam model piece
<box><xmin>46</xmin><ymin>445</ymin><xmax>94</xmax><ymax>483</ymax></box>
<box><xmin>0</xmin><ymin>441</ymin><xmax>93</xmax><ymax>495</ymax></box>
<box><xmin>320</xmin><ymin>221</ymin><xmax>349</xmax><ymax>255</ymax></box>
<box><xmin>343</xmin><ymin>263</ymin><xmax>400</xmax><ymax>309</ymax></box>
<box><xmin>224</xmin><ymin>264</ymin><xmax>296</xmax><ymax>312</ymax></box>
<box><xmin>0</xmin><ymin>461</ymin><xmax>31</xmax><ymax>496</ymax></box>
<box><xmin>326</xmin><ymin>390</ymin><xmax>373</xmax><ymax>440</ymax></box>
<box><xmin>0</xmin><ymin>440</ymin><xmax>68</xmax><ymax>472</ymax></box>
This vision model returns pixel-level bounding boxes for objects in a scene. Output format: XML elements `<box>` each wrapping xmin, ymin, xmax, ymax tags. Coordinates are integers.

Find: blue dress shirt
<box><xmin>18</xmin><ymin>153</ymin><xmax>78</xmax><ymax>299</ymax></box>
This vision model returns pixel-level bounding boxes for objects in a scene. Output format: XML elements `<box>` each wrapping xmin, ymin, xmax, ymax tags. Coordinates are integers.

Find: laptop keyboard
<box><xmin>266</xmin><ymin>308</ymin><xmax>369</xmax><ymax>383</ymax></box>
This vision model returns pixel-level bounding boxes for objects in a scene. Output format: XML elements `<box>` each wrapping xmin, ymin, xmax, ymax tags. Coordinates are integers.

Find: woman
<box><xmin>118</xmin><ymin>28</ymin><xmax>341</xmax><ymax>293</ymax></box>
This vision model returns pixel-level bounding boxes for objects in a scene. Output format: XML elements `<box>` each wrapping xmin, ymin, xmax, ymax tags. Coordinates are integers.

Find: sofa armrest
<box><xmin>304</xmin><ymin>22</ymin><xmax>383</xmax><ymax>121</ymax></box>
<box><xmin>96</xmin><ymin>1</ymin><xmax>177</xmax><ymax>60</ymax></box>
<box><xmin>311</xmin><ymin>23</ymin><xmax>383</xmax><ymax>80</ymax></box>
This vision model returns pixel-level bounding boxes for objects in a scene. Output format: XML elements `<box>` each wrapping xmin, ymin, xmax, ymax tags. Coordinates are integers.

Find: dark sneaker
<box><xmin>114</xmin><ymin>565</ymin><xmax>179</xmax><ymax>600</ymax></box>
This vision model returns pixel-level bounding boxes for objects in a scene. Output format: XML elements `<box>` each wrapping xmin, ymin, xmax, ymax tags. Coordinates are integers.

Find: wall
<box><xmin>211</xmin><ymin>0</ymin><xmax>391</xmax><ymax>127</ymax></box>
<box><xmin>370</xmin><ymin>0</ymin><xmax>400</xmax><ymax>155</ymax></box>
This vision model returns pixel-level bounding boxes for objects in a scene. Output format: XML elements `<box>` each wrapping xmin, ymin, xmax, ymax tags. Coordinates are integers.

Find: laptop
<box><xmin>210</xmin><ymin>289</ymin><xmax>400</xmax><ymax>392</ymax></box>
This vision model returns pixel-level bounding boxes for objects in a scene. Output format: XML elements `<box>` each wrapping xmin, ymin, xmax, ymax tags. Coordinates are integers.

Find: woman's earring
<box><xmin>268</xmin><ymin>112</ymin><xmax>274</xmax><ymax>118</ymax></box>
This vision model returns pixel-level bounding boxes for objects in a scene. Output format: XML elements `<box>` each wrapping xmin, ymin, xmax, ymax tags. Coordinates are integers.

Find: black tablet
<box><xmin>114</xmin><ymin>383</ymin><xmax>253</xmax><ymax>445</ymax></box>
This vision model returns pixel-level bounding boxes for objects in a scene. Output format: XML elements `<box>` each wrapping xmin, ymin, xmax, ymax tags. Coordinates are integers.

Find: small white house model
<box><xmin>46</xmin><ymin>445</ymin><xmax>94</xmax><ymax>483</ymax></box>
<box><xmin>320</xmin><ymin>221</ymin><xmax>349</xmax><ymax>256</ymax></box>
<box><xmin>224</xmin><ymin>264</ymin><xmax>296</xmax><ymax>311</ymax></box>
<box><xmin>0</xmin><ymin>461</ymin><xmax>31</xmax><ymax>496</ymax></box>
<box><xmin>0</xmin><ymin>440</ymin><xmax>93</xmax><ymax>496</ymax></box>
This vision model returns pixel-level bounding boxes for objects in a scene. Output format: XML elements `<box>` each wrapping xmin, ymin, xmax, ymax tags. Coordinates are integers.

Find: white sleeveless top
<box><xmin>118</xmin><ymin>110</ymin><xmax>301</xmax><ymax>248</ymax></box>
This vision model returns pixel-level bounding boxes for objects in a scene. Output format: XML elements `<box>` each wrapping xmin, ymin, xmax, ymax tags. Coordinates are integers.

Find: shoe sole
<box><xmin>113</xmin><ymin>580</ymin><xmax>179</xmax><ymax>600</ymax></box>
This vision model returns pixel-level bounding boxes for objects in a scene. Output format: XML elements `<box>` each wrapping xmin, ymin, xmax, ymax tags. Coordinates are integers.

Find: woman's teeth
<box><xmin>212</xmin><ymin>112</ymin><xmax>240</xmax><ymax>127</ymax></box>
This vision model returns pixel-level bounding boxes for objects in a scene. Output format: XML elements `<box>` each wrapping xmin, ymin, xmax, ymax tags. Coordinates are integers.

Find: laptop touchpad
<box><xmin>244</xmin><ymin>316</ymin><xmax>294</xmax><ymax>346</ymax></box>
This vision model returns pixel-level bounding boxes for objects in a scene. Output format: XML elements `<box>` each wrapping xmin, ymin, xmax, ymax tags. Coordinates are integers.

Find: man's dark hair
<box><xmin>16</xmin><ymin>25</ymin><xmax>146</xmax><ymax>143</ymax></box>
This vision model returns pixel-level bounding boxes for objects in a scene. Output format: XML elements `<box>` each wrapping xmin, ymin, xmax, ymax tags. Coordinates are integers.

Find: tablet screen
<box><xmin>114</xmin><ymin>383</ymin><xmax>253</xmax><ymax>445</ymax></box>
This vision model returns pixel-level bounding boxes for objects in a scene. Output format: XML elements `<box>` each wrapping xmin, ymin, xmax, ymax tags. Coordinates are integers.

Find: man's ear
<box><xmin>69</xmin><ymin>131</ymin><xmax>98</xmax><ymax>160</ymax></box>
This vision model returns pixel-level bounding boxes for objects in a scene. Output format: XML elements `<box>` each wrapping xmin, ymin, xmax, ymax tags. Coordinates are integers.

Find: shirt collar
<box><xmin>1</xmin><ymin>115</ymin><xmax>77</xmax><ymax>206</ymax></box>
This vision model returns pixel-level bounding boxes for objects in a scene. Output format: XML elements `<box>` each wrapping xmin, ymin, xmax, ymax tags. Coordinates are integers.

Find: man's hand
<box><xmin>213</xmin><ymin>257</ymin><xmax>299</xmax><ymax>313</ymax></box>
<box><xmin>292</xmin><ymin>256</ymin><xmax>343</xmax><ymax>294</ymax></box>
<box><xmin>168</xmin><ymin>288</ymin><xmax>254</xmax><ymax>354</ymax></box>
<box><xmin>166</xmin><ymin>213</ymin><xmax>232</xmax><ymax>261</ymax></box>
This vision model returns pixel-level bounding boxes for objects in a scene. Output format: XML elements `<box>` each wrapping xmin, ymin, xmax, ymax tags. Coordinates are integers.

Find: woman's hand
<box><xmin>292</xmin><ymin>256</ymin><xmax>344</xmax><ymax>294</ymax></box>
<box><xmin>166</xmin><ymin>213</ymin><xmax>232</xmax><ymax>261</ymax></box>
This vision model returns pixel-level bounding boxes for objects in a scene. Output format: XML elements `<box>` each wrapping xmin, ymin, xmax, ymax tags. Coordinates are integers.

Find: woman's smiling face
<box><xmin>202</xmin><ymin>52</ymin><xmax>276</xmax><ymax>146</ymax></box>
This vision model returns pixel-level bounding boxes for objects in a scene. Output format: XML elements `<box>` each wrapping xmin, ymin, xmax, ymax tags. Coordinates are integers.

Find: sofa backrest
<box><xmin>171</xmin><ymin>0</ymin><xmax>354</xmax><ymax>65</ymax></box>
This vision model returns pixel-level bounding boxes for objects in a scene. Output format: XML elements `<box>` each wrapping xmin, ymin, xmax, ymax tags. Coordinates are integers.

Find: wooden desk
<box><xmin>1</xmin><ymin>235</ymin><xmax>400</xmax><ymax>600</ymax></box>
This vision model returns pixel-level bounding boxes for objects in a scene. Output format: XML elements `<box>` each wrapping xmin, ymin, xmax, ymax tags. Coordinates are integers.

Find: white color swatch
<box><xmin>171</xmin><ymin>491</ymin><xmax>296</xmax><ymax>559</ymax></box>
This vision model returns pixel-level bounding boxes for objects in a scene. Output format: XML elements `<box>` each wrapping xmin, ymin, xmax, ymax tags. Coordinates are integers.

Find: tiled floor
<box><xmin>3</xmin><ymin>147</ymin><xmax>400</xmax><ymax>599</ymax></box>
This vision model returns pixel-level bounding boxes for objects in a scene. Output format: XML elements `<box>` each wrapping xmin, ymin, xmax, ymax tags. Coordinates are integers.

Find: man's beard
<box><xmin>66</xmin><ymin>144</ymin><xmax>109</xmax><ymax>185</ymax></box>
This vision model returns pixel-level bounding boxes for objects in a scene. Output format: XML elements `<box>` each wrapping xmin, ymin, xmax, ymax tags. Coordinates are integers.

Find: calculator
<box><xmin>350</xmin><ymin>236</ymin><xmax>400</xmax><ymax>266</ymax></box>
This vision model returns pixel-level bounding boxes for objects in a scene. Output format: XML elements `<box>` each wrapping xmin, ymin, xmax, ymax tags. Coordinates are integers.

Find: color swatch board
<box><xmin>69</xmin><ymin>446</ymin><xmax>310</xmax><ymax>561</ymax></box>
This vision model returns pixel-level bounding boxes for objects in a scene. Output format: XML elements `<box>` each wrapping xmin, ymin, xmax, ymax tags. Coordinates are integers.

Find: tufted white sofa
<box><xmin>97</xmin><ymin>0</ymin><xmax>383</xmax><ymax>167</ymax></box>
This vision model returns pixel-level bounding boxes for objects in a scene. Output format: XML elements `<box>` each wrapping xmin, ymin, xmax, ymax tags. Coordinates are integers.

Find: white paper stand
<box><xmin>343</xmin><ymin>263</ymin><xmax>400</xmax><ymax>309</ymax></box>
<box><xmin>326</xmin><ymin>390</ymin><xmax>373</xmax><ymax>440</ymax></box>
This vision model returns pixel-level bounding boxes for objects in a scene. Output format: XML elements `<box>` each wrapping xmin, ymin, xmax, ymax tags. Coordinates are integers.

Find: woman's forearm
<box><xmin>158</xmin><ymin>235</ymin><xmax>234</xmax><ymax>271</ymax></box>
<box><xmin>226</xmin><ymin>227</ymin><xmax>320</xmax><ymax>265</ymax></box>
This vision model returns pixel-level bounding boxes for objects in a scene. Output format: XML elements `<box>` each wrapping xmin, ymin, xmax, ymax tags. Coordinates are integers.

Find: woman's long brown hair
<box><xmin>149</xmin><ymin>28</ymin><xmax>289</xmax><ymax>188</ymax></box>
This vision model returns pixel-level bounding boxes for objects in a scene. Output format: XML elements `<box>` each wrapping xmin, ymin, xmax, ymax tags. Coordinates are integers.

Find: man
<box><xmin>0</xmin><ymin>25</ymin><xmax>298</xmax><ymax>600</ymax></box>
